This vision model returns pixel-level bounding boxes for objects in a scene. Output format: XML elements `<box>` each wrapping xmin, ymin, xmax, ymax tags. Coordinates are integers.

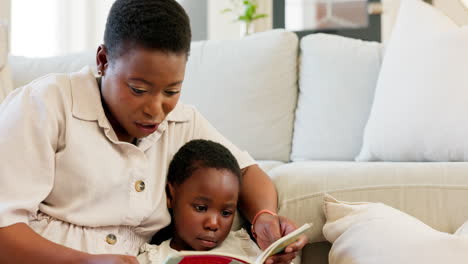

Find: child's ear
<box><xmin>166</xmin><ymin>183</ymin><xmax>176</xmax><ymax>209</ymax></box>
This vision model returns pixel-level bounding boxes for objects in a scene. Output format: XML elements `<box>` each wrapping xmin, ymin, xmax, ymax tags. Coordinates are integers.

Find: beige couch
<box><xmin>6</xmin><ymin>30</ymin><xmax>468</xmax><ymax>263</ymax></box>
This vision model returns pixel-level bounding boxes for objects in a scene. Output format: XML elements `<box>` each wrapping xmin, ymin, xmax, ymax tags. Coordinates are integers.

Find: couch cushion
<box><xmin>291</xmin><ymin>34</ymin><xmax>382</xmax><ymax>161</ymax></box>
<box><xmin>181</xmin><ymin>30</ymin><xmax>298</xmax><ymax>162</ymax></box>
<box><xmin>256</xmin><ymin>160</ymin><xmax>285</xmax><ymax>173</ymax></box>
<box><xmin>270</xmin><ymin>161</ymin><xmax>468</xmax><ymax>243</ymax></box>
<box><xmin>357</xmin><ymin>0</ymin><xmax>468</xmax><ymax>161</ymax></box>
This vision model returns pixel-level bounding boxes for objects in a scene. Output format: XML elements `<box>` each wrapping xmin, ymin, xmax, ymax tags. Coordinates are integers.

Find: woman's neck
<box><xmin>96</xmin><ymin>77</ymin><xmax>136</xmax><ymax>144</ymax></box>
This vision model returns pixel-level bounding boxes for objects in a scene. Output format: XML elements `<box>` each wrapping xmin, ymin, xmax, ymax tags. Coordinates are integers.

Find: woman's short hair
<box><xmin>104</xmin><ymin>0</ymin><xmax>191</xmax><ymax>60</ymax></box>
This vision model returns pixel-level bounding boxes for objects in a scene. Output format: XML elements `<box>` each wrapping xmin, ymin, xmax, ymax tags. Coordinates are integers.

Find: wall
<box><xmin>433</xmin><ymin>0</ymin><xmax>468</xmax><ymax>25</ymax></box>
<box><xmin>10</xmin><ymin>0</ymin><xmax>114</xmax><ymax>57</ymax></box>
<box><xmin>208</xmin><ymin>0</ymin><xmax>272</xmax><ymax>40</ymax></box>
<box><xmin>381</xmin><ymin>0</ymin><xmax>401</xmax><ymax>42</ymax></box>
<box><xmin>4</xmin><ymin>0</ymin><xmax>467</xmax><ymax>52</ymax></box>
<box><xmin>0</xmin><ymin>0</ymin><xmax>10</xmax><ymax>51</ymax></box>
<box><xmin>0</xmin><ymin>0</ymin><xmax>10</xmax><ymax>22</ymax></box>
<box><xmin>179</xmin><ymin>0</ymin><xmax>208</xmax><ymax>41</ymax></box>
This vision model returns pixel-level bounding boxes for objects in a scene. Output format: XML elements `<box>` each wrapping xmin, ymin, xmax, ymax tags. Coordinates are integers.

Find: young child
<box><xmin>137</xmin><ymin>139</ymin><xmax>262</xmax><ymax>263</ymax></box>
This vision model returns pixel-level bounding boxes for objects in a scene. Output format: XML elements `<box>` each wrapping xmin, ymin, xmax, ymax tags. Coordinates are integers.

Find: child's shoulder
<box><xmin>138</xmin><ymin>239</ymin><xmax>174</xmax><ymax>264</ymax></box>
<box><xmin>230</xmin><ymin>228</ymin><xmax>252</xmax><ymax>240</ymax></box>
<box><xmin>215</xmin><ymin>229</ymin><xmax>262</xmax><ymax>260</ymax></box>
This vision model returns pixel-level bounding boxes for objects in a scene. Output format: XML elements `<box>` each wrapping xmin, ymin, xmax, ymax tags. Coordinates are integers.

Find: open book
<box><xmin>163</xmin><ymin>223</ymin><xmax>312</xmax><ymax>264</ymax></box>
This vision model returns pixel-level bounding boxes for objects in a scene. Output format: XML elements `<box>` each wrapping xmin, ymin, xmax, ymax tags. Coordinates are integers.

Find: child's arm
<box><xmin>0</xmin><ymin>223</ymin><xmax>138</xmax><ymax>264</ymax></box>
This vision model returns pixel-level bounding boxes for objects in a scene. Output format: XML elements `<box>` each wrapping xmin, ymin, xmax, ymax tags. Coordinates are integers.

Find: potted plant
<box><xmin>221</xmin><ymin>0</ymin><xmax>268</xmax><ymax>36</ymax></box>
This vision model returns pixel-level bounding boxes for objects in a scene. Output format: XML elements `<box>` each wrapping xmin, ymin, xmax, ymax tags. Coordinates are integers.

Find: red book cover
<box><xmin>177</xmin><ymin>255</ymin><xmax>249</xmax><ymax>264</ymax></box>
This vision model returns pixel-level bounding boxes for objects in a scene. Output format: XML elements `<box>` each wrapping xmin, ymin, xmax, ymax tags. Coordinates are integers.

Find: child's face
<box><xmin>97</xmin><ymin>45</ymin><xmax>186</xmax><ymax>142</ymax></box>
<box><xmin>168</xmin><ymin>167</ymin><xmax>240</xmax><ymax>251</ymax></box>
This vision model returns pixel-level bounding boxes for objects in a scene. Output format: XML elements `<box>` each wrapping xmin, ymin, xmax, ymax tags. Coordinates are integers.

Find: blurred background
<box><xmin>0</xmin><ymin>0</ymin><xmax>467</xmax><ymax>58</ymax></box>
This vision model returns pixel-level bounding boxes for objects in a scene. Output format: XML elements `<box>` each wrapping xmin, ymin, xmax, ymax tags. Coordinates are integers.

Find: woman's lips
<box><xmin>135</xmin><ymin>122</ymin><xmax>159</xmax><ymax>134</ymax></box>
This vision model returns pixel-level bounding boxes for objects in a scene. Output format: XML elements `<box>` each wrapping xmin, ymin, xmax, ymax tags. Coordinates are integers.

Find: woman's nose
<box><xmin>143</xmin><ymin>96</ymin><xmax>163</xmax><ymax>120</ymax></box>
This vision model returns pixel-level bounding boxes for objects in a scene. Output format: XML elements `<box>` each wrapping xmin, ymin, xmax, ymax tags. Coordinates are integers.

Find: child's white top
<box><xmin>0</xmin><ymin>67</ymin><xmax>255</xmax><ymax>255</ymax></box>
<box><xmin>137</xmin><ymin>229</ymin><xmax>262</xmax><ymax>264</ymax></box>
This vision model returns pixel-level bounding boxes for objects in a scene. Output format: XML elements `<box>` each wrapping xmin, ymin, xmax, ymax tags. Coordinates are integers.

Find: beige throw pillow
<box><xmin>322</xmin><ymin>194</ymin><xmax>468</xmax><ymax>264</ymax></box>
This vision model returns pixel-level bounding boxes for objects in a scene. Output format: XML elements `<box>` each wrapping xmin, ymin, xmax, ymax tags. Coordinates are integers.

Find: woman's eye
<box><xmin>130</xmin><ymin>86</ymin><xmax>147</xmax><ymax>94</ymax></box>
<box><xmin>194</xmin><ymin>205</ymin><xmax>207</xmax><ymax>212</ymax></box>
<box><xmin>221</xmin><ymin>210</ymin><xmax>233</xmax><ymax>217</ymax></box>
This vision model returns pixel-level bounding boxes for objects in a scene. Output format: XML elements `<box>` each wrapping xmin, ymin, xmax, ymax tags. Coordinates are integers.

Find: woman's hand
<box><xmin>83</xmin><ymin>254</ymin><xmax>139</xmax><ymax>264</ymax></box>
<box><xmin>253</xmin><ymin>214</ymin><xmax>308</xmax><ymax>264</ymax></box>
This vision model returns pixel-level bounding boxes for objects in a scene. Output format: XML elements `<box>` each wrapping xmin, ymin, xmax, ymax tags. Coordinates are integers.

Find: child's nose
<box><xmin>204</xmin><ymin>214</ymin><xmax>219</xmax><ymax>232</ymax></box>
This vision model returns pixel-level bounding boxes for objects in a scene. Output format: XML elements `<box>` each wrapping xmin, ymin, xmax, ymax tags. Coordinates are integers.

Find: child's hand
<box><xmin>83</xmin><ymin>254</ymin><xmax>139</xmax><ymax>264</ymax></box>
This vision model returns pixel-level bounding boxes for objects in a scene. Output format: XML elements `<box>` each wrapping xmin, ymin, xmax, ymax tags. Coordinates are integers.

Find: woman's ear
<box><xmin>96</xmin><ymin>44</ymin><xmax>109</xmax><ymax>76</ymax></box>
<box><xmin>166</xmin><ymin>183</ymin><xmax>176</xmax><ymax>209</ymax></box>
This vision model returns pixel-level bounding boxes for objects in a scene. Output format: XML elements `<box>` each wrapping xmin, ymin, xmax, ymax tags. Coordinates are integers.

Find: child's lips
<box><xmin>198</xmin><ymin>237</ymin><xmax>217</xmax><ymax>248</ymax></box>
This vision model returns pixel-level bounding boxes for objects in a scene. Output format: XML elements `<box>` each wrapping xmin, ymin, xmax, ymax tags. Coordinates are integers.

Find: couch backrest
<box><xmin>8</xmin><ymin>31</ymin><xmax>384</xmax><ymax>162</ymax></box>
<box><xmin>292</xmin><ymin>34</ymin><xmax>383</xmax><ymax>161</ymax></box>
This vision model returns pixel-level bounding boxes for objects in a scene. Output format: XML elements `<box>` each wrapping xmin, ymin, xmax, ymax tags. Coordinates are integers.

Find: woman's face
<box><xmin>97</xmin><ymin>45</ymin><xmax>186</xmax><ymax>142</ymax></box>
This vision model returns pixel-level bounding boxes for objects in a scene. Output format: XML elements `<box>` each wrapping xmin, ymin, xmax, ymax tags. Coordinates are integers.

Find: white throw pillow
<box><xmin>357</xmin><ymin>0</ymin><xmax>468</xmax><ymax>161</ymax></box>
<box><xmin>292</xmin><ymin>34</ymin><xmax>382</xmax><ymax>161</ymax></box>
<box><xmin>322</xmin><ymin>194</ymin><xmax>468</xmax><ymax>264</ymax></box>
<box><xmin>181</xmin><ymin>30</ymin><xmax>298</xmax><ymax>161</ymax></box>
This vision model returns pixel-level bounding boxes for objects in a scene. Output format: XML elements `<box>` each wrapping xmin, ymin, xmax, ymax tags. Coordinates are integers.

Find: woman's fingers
<box><xmin>264</xmin><ymin>252</ymin><xmax>297</xmax><ymax>264</ymax></box>
<box><xmin>284</xmin><ymin>234</ymin><xmax>308</xmax><ymax>253</ymax></box>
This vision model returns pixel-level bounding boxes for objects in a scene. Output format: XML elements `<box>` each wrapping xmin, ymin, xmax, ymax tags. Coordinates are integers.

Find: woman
<box><xmin>0</xmin><ymin>0</ymin><xmax>307</xmax><ymax>263</ymax></box>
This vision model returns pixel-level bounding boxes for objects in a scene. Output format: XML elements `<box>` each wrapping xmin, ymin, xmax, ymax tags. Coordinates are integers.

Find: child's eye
<box><xmin>194</xmin><ymin>205</ymin><xmax>207</xmax><ymax>212</ymax></box>
<box><xmin>130</xmin><ymin>86</ymin><xmax>147</xmax><ymax>94</ymax></box>
<box><xmin>221</xmin><ymin>210</ymin><xmax>233</xmax><ymax>217</ymax></box>
<box><xmin>165</xmin><ymin>90</ymin><xmax>180</xmax><ymax>96</ymax></box>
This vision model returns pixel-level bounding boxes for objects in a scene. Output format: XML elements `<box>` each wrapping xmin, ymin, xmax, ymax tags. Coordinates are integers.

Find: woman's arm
<box><xmin>238</xmin><ymin>164</ymin><xmax>278</xmax><ymax>221</ymax></box>
<box><xmin>0</xmin><ymin>85</ymin><xmax>137</xmax><ymax>263</ymax></box>
<box><xmin>0</xmin><ymin>223</ymin><xmax>88</xmax><ymax>263</ymax></box>
<box><xmin>238</xmin><ymin>165</ymin><xmax>308</xmax><ymax>264</ymax></box>
<box><xmin>0</xmin><ymin>223</ymin><xmax>138</xmax><ymax>264</ymax></box>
